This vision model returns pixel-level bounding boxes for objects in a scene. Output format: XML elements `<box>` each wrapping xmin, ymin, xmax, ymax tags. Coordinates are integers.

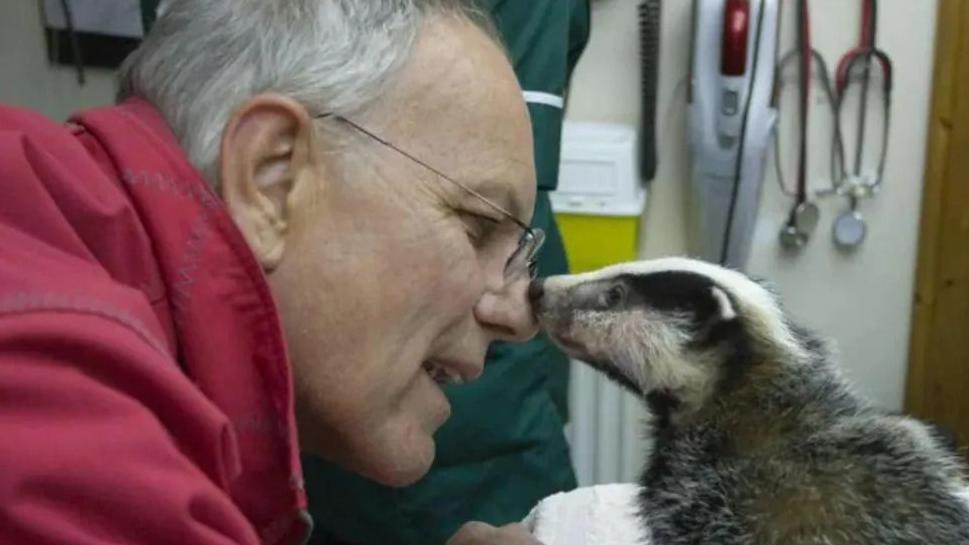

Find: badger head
<box><xmin>531</xmin><ymin>258</ymin><xmax>804</xmax><ymax>414</ymax></box>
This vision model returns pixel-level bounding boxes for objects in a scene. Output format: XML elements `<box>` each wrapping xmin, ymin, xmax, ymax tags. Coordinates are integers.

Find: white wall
<box><xmin>0</xmin><ymin>1</ymin><xmax>116</xmax><ymax>119</ymax></box>
<box><xmin>567</xmin><ymin>0</ymin><xmax>937</xmax><ymax>412</ymax></box>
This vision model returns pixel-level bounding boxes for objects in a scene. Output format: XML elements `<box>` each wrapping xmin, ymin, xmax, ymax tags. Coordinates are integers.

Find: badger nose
<box><xmin>528</xmin><ymin>278</ymin><xmax>545</xmax><ymax>303</ymax></box>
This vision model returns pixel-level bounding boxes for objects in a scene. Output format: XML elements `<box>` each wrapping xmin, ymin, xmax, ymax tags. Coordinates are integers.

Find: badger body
<box><xmin>531</xmin><ymin>258</ymin><xmax>969</xmax><ymax>545</ymax></box>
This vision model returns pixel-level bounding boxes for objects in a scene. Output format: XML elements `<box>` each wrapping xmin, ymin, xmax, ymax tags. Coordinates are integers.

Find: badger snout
<box><xmin>528</xmin><ymin>276</ymin><xmax>563</xmax><ymax>325</ymax></box>
<box><xmin>530</xmin><ymin>275</ymin><xmax>585</xmax><ymax>354</ymax></box>
<box><xmin>530</xmin><ymin>272</ymin><xmax>645</xmax><ymax>395</ymax></box>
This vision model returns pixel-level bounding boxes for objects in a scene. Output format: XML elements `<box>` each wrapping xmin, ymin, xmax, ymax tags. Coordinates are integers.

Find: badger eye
<box><xmin>600</xmin><ymin>285</ymin><xmax>626</xmax><ymax>309</ymax></box>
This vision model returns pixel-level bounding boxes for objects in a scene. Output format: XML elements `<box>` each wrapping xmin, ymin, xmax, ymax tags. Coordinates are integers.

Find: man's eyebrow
<box><xmin>470</xmin><ymin>177</ymin><xmax>527</xmax><ymax>224</ymax></box>
<box><xmin>462</xmin><ymin>210</ymin><xmax>500</xmax><ymax>224</ymax></box>
<box><xmin>322</xmin><ymin>114</ymin><xmax>531</xmax><ymax>226</ymax></box>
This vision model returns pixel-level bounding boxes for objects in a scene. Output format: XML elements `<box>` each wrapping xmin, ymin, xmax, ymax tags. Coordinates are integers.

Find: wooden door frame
<box><xmin>905</xmin><ymin>0</ymin><xmax>969</xmax><ymax>452</ymax></box>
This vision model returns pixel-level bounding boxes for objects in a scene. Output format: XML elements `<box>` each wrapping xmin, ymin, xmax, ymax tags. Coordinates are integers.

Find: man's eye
<box><xmin>462</xmin><ymin>213</ymin><xmax>499</xmax><ymax>246</ymax></box>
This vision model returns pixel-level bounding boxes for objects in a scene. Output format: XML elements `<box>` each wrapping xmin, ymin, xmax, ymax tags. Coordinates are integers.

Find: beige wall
<box><xmin>1</xmin><ymin>1</ymin><xmax>117</xmax><ymax>119</ymax></box>
<box><xmin>566</xmin><ymin>0</ymin><xmax>938</xmax><ymax>412</ymax></box>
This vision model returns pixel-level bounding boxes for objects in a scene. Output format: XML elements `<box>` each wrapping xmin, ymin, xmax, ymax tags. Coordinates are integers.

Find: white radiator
<box><xmin>565</xmin><ymin>360</ymin><xmax>652</xmax><ymax>486</ymax></box>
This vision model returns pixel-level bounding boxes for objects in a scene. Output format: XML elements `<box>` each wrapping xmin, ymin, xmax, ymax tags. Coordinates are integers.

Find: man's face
<box><xmin>265</xmin><ymin>17</ymin><xmax>538</xmax><ymax>486</ymax></box>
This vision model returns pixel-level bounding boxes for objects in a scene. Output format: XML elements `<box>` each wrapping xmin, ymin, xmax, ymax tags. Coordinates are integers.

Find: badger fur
<box><xmin>531</xmin><ymin>257</ymin><xmax>969</xmax><ymax>545</ymax></box>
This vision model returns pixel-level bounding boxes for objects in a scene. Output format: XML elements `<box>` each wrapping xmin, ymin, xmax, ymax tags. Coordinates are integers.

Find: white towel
<box><xmin>522</xmin><ymin>484</ymin><xmax>648</xmax><ymax>545</ymax></box>
<box><xmin>523</xmin><ymin>484</ymin><xmax>969</xmax><ymax>545</ymax></box>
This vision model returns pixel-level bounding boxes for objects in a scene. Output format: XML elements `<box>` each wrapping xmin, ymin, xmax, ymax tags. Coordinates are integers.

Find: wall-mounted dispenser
<box><xmin>552</xmin><ymin>122</ymin><xmax>646</xmax><ymax>273</ymax></box>
<box><xmin>688</xmin><ymin>0</ymin><xmax>779</xmax><ymax>269</ymax></box>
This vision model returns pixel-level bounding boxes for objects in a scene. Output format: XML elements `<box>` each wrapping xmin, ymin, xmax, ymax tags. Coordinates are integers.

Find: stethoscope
<box><xmin>773</xmin><ymin>0</ymin><xmax>826</xmax><ymax>250</ymax></box>
<box><xmin>773</xmin><ymin>0</ymin><xmax>893</xmax><ymax>251</ymax></box>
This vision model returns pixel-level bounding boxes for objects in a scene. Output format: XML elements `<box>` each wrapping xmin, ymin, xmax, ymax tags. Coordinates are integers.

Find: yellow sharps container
<box><xmin>551</xmin><ymin>122</ymin><xmax>646</xmax><ymax>273</ymax></box>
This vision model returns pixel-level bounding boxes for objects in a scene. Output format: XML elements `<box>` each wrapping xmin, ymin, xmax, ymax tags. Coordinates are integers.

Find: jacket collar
<box><xmin>72</xmin><ymin>98</ymin><xmax>311</xmax><ymax>545</ymax></box>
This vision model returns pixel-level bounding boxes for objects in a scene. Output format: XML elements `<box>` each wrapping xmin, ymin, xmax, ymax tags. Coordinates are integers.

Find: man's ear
<box><xmin>219</xmin><ymin>93</ymin><xmax>316</xmax><ymax>270</ymax></box>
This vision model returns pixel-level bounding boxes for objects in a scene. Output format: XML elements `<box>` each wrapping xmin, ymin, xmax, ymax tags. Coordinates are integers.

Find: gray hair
<box><xmin>119</xmin><ymin>0</ymin><xmax>495</xmax><ymax>185</ymax></box>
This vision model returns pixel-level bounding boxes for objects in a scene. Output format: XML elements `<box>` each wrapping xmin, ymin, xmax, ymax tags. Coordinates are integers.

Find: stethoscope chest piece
<box><xmin>780</xmin><ymin>224</ymin><xmax>807</xmax><ymax>249</ymax></box>
<box><xmin>779</xmin><ymin>200</ymin><xmax>819</xmax><ymax>250</ymax></box>
<box><xmin>833</xmin><ymin>209</ymin><xmax>867</xmax><ymax>249</ymax></box>
<box><xmin>793</xmin><ymin>201</ymin><xmax>820</xmax><ymax>235</ymax></box>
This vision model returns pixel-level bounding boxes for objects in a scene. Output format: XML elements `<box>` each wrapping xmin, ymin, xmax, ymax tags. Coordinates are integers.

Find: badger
<box><xmin>529</xmin><ymin>257</ymin><xmax>969</xmax><ymax>545</ymax></box>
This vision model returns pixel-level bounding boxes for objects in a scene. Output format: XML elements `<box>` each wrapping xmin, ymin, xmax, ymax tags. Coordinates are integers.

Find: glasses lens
<box><xmin>504</xmin><ymin>228</ymin><xmax>545</xmax><ymax>282</ymax></box>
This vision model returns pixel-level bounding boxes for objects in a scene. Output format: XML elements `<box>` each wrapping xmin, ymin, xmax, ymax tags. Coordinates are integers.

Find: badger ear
<box><xmin>710</xmin><ymin>286</ymin><xmax>737</xmax><ymax>321</ymax></box>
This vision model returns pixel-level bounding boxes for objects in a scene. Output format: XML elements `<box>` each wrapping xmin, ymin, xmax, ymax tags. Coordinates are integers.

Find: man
<box><xmin>0</xmin><ymin>2</ymin><xmax>545</xmax><ymax>544</ymax></box>
<box><xmin>301</xmin><ymin>2</ymin><xmax>592</xmax><ymax>544</ymax></box>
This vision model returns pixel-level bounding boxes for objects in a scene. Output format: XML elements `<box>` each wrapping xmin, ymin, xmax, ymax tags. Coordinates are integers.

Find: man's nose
<box><xmin>474</xmin><ymin>278</ymin><xmax>540</xmax><ymax>342</ymax></box>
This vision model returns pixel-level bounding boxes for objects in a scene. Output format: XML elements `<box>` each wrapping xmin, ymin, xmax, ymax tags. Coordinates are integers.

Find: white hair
<box><xmin>119</xmin><ymin>0</ymin><xmax>493</xmax><ymax>185</ymax></box>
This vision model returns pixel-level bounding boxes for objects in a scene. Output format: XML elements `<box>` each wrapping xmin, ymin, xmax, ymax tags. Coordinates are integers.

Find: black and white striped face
<box><xmin>531</xmin><ymin>258</ymin><xmax>795</xmax><ymax>405</ymax></box>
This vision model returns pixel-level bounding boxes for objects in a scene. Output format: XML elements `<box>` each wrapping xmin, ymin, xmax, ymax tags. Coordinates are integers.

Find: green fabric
<box><xmin>486</xmin><ymin>0</ymin><xmax>591</xmax><ymax>191</ymax></box>
<box><xmin>304</xmin><ymin>2</ymin><xmax>590</xmax><ymax>545</ymax></box>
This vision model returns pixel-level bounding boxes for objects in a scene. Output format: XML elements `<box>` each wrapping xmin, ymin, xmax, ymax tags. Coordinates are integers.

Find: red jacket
<box><xmin>0</xmin><ymin>99</ymin><xmax>311</xmax><ymax>545</ymax></box>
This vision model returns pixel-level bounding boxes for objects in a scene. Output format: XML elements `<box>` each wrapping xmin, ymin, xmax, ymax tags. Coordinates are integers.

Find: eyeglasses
<box><xmin>315</xmin><ymin>113</ymin><xmax>544</xmax><ymax>282</ymax></box>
